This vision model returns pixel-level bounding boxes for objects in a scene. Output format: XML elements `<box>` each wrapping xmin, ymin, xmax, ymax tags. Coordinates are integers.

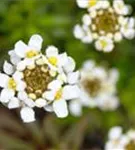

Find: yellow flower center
<box><xmin>89</xmin><ymin>0</ymin><xmax>97</xmax><ymax>7</ymax></box>
<box><xmin>92</xmin><ymin>9</ymin><xmax>119</xmax><ymax>34</ymax></box>
<box><xmin>23</xmin><ymin>64</ymin><xmax>53</xmax><ymax>99</ymax></box>
<box><xmin>55</xmin><ymin>89</ymin><xmax>63</xmax><ymax>100</ymax></box>
<box><xmin>48</xmin><ymin>57</ymin><xmax>58</xmax><ymax>66</ymax></box>
<box><xmin>26</xmin><ymin>50</ymin><xmax>39</xmax><ymax>58</ymax></box>
<box><xmin>100</xmin><ymin>40</ymin><xmax>108</xmax><ymax>48</ymax></box>
<box><xmin>8</xmin><ymin>78</ymin><xmax>16</xmax><ymax>90</ymax></box>
<box><xmin>83</xmin><ymin>78</ymin><xmax>102</xmax><ymax>97</ymax></box>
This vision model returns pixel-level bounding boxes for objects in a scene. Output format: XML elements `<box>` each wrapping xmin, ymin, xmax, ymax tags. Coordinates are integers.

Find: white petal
<box><xmin>28</xmin><ymin>34</ymin><xmax>43</xmax><ymax>51</ymax></box>
<box><xmin>15</xmin><ymin>41</ymin><xmax>28</xmax><ymax>58</ymax></box>
<box><xmin>3</xmin><ymin>61</ymin><xmax>14</xmax><ymax>75</ymax></box>
<box><xmin>99</xmin><ymin>0</ymin><xmax>110</xmax><ymax>9</ymax></box>
<box><xmin>67</xmin><ymin>71</ymin><xmax>80</xmax><ymax>84</ymax></box>
<box><xmin>69</xmin><ymin>100</ymin><xmax>82</xmax><ymax>117</ymax></box>
<box><xmin>44</xmin><ymin>105</ymin><xmax>54</xmax><ymax>112</ymax></box>
<box><xmin>73</xmin><ymin>25</ymin><xmax>85</xmax><ymax>39</ymax></box>
<box><xmin>8</xmin><ymin>97</ymin><xmax>20</xmax><ymax>109</ymax></box>
<box><xmin>43</xmin><ymin>91</ymin><xmax>55</xmax><ymax>101</ymax></box>
<box><xmin>18</xmin><ymin>91</ymin><xmax>28</xmax><ymax>101</ymax></box>
<box><xmin>109</xmin><ymin>69</ymin><xmax>119</xmax><ymax>84</ymax></box>
<box><xmin>16</xmin><ymin>81</ymin><xmax>26</xmax><ymax>91</ymax></box>
<box><xmin>82</xmin><ymin>60</ymin><xmax>95</xmax><ymax>71</ymax></box>
<box><xmin>57</xmin><ymin>73</ymin><xmax>67</xmax><ymax>83</ymax></box>
<box><xmin>63</xmin><ymin>85</ymin><xmax>80</xmax><ymax>100</ymax></box>
<box><xmin>104</xmin><ymin>43</ymin><xmax>114</xmax><ymax>52</ymax></box>
<box><xmin>48</xmin><ymin>80</ymin><xmax>62</xmax><ymax>90</ymax></box>
<box><xmin>13</xmin><ymin>71</ymin><xmax>24</xmax><ymax>81</ymax></box>
<box><xmin>23</xmin><ymin>98</ymin><xmax>35</xmax><ymax>108</ymax></box>
<box><xmin>8</xmin><ymin>50</ymin><xmax>21</xmax><ymax>65</ymax></box>
<box><xmin>114</xmin><ymin>32</ymin><xmax>123</xmax><ymax>42</ymax></box>
<box><xmin>20</xmin><ymin>107</ymin><xmax>35</xmax><ymax>123</ymax></box>
<box><xmin>76</xmin><ymin>0</ymin><xmax>88</xmax><ymax>8</ymax></box>
<box><xmin>82</xmin><ymin>14</ymin><xmax>92</xmax><ymax>25</ymax></box>
<box><xmin>0</xmin><ymin>89</ymin><xmax>15</xmax><ymax>103</ymax></box>
<box><xmin>53</xmin><ymin>99</ymin><xmax>68</xmax><ymax>118</ymax></box>
<box><xmin>123</xmin><ymin>29</ymin><xmax>135</xmax><ymax>39</ymax></box>
<box><xmin>108</xmin><ymin>126</ymin><xmax>122</xmax><ymax>140</ymax></box>
<box><xmin>58</xmin><ymin>53</ymin><xmax>68</xmax><ymax>67</ymax></box>
<box><xmin>0</xmin><ymin>73</ymin><xmax>9</xmax><ymax>88</ymax></box>
<box><xmin>35</xmin><ymin>98</ymin><xmax>47</xmax><ymax>108</ymax></box>
<box><xmin>46</xmin><ymin>46</ymin><xmax>58</xmax><ymax>57</ymax></box>
<box><xmin>63</xmin><ymin>57</ymin><xmax>76</xmax><ymax>73</ymax></box>
<box><xmin>128</xmin><ymin>17</ymin><xmax>135</xmax><ymax>28</ymax></box>
<box><xmin>17</xmin><ymin>60</ymin><xmax>26</xmax><ymax>71</ymax></box>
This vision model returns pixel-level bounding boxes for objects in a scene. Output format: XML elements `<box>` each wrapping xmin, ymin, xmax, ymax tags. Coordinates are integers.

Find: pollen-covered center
<box><xmin>126</xmin><ymin>141</ymin><xmax>135</xmax><ymax>150</ymax></box>
<box><xmin>92</xmin><ymin>9</ymin><xmax>119</xmax><ymax>34</ymax></box>
<box><xmin>23</xmin><ymin>65</ymin><xmax>53</xmax><ymax>99</ymax></box>
<box><xmin>83</xmin><ymin>78</ymin><xmax>102</xmax><ymax>97</ymax></box>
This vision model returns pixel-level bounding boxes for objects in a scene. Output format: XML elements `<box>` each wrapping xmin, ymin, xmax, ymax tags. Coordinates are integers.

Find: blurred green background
<box><xmin>0</xmin><ymin>0</ymin><xmax>135</xmax><ymax>149</ymax></box>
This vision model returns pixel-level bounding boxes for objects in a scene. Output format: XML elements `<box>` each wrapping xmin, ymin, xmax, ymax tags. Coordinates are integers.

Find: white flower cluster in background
<box><xmin>0</xmin><ymin>34</ymin><xmax>80</xmax><ymax>123</ymax></box>
<box><xmin>69</xmin><ymin>60</ymin><xmax>119</xmax><ymax>116</ymax></box>
<box><xmin>74</xmin><ymin>0</ymin><xmax>135</xmax><ymax>52</ymax></box>
<box><xmin>105</xmin><ymin>126</ymin><xmax>135</xmax><ymax>150</ymax></box>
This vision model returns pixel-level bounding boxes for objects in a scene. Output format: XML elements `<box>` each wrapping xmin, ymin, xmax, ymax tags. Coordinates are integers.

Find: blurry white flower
<box><xmin>105</xmin><ymin>127</ymin><xmax>135</xmax><ymax>150</ymax></box>
<box><xmin>113</xmin><ymin>0</ymin><xmax>130</xmax><ymax>15</ymax></box>
<box><xmin>0</xmin><ymin>34</ymin><xmax>79</xmax><ymax>123</ymax></box>
<box><xmin>69</xmin><ymin>60</ymin><xmax>119</xmax><ymax>116</ymax></box>
<box><xmin>74</xmin><ymin>0</ymin><xmax>134</xmax><ymax>52</ymax></box>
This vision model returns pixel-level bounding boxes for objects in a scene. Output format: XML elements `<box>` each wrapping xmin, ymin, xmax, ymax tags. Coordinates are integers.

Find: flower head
<box><xmin>74</xmin><ymin>0</ymin><xmax>135</xmax><ymax>52</ymax></box>
<box><xmin>69</xmin><ymin>60</ymin><xmax>119</xmax><ymax>116</ymax></box>
<box><xmin>105</xmin><ymin>127</ymin><xmax>135</xmax><ymax>150</ymax></box>
<box><xmin>0</xmin><ymin>34</ymin><xmax>80</xmax><ymax>122</ymax></box>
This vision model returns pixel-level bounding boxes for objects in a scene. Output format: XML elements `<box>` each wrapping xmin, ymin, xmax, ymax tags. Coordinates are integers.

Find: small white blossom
<box><xmin>0</xmin><ymin>34</ymin><xmax>79</xmax><ymax>122</ymax></box>
<box><xmin>105</xmin><ymin>127</ymin><xmax>135</xmax><ymax>150</ymax></box>
<box><xmin>69</xmin><ymin>60</ymin><xmax>119</xmax><ymax>116</ymax></box>
<box><xmin>74</xmin><ymin>0</ymin><xmax>134</xmax><ymax>52</ymax></box>
<box><xmin>95</xmin><ymin>36</ymin><xmax>114</xmax><ymax>52</ymax></box>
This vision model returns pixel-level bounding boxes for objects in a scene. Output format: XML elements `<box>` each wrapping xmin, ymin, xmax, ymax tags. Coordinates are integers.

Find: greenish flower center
<box><xmin>83</xmin><ymin>78</ymin><xmax>102</xmax><ymax>97</ymax></box>
<box><xmin>23</xmin><ymin>64</ymin><xmax>53</xmax><ymax>99</ymax></box>
<box><xmin>92</xmin><ymin>9</ymin><xmax>119</xmax><ymax>34</ymax></box>
<box><xmin>126</xmin><ymin>141</ymin><xmax>135</xmax><ymax>150</ymax></box>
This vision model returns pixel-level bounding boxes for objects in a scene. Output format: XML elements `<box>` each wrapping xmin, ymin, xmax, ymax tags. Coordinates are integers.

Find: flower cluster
<box><xmin>69</xmin><ymin>60</ymin><xmax>119</xmax><ymax>116</ymax></box>
<box><xmin>0</xmin><ymin>34</ymin><xmax>80</xmax><ymax>123</ymax></box>
<box><xmin>105</xmin><ymin>126</ymin><xmax>135</xmax><ymax>150</ymax></box>
<box><xmin>74</xmin><ymin>0</ymin><xmax>135</xmax><ymax>52</ymax></box>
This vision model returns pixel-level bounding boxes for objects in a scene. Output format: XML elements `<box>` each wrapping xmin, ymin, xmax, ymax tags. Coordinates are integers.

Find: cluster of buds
<box><xmin>74</xmin><ymin>0</ymin><xmax>135</xmax><ymax>52</ymax></box>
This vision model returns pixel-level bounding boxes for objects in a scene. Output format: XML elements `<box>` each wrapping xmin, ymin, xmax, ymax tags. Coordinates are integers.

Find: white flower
<box><xmin>105</xmin><ymin>127</ymin><xmax>135</xmax><ymax>150</ymax></box>
<box><xmin>73</xmin><ymin>24</ymin><xmax>93</xmax><ymax>43</ymax></box>
<box><xmin>14</xmin><ymin>34</ymin><xmax>43</xmax><ymax>59</ymax></box>
<box><xmin>44</xmin><ymin>80</ymin><xmax>80</xmax><ymax>118</ymax></box>
<box><xmin>121</xmin><ymin>17</ymin><xmax>135</xmax><ymax>40</ymax></box>
<box><xmin>69</xmin><ymin>60</ymin><xmax>119</xmax><ymax>116</ymax></box>
<box><xmin>45</xmin><ymin>45</ymin><xmax>68</xmax><ymax>71</ymax></box>
<box><xmin>74</xmin><ymin>0</ymin><xmax>134</xmax><ymax>52</ymax></box>
<box><xmin>113</xmin><ymin>0</ymin><xmax>130</xmax><ymax>15</ymax></box>
<box><xmin>95</xmin><ymin>36</ymin><xmax>114</xmax><ymax>52</ymax></box>
<box><xmin>0</xmin><ymin>71</ymin><xmax>26</xmax><ymax>103</ymax></box>
<box><xmin>0</xmin><ymin>35</ymin><xmax>79</xmax><ymax>122</ymax></box>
